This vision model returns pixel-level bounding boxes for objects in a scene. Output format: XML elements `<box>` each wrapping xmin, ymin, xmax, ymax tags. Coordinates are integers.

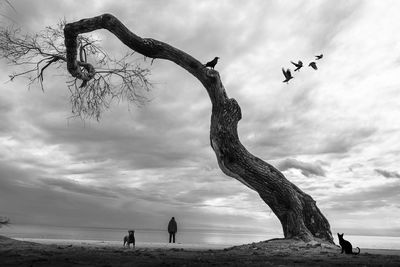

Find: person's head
<box><xmin>172</xmin><ymin>217</ymin><xmax>175</xmax><ymax>220</ymax></box>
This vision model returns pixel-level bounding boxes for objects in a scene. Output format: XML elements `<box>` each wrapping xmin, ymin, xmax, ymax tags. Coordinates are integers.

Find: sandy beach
<box><xmin>1</xmin><ymin>235</ymin><xmax>400</xmax><ymax>266</ymax></box>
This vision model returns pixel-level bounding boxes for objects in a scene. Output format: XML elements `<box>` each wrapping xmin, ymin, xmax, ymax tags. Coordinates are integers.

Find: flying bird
<box><xmin>308</xmin><ymin>62</ymin><xmax>318</xmax><ymax>70</ymax></box>
<box><xmin>291</xmin><ymin>60</ymin><xmax>303</xmax><ymax>71</ymax></box>
<box><xmin>204</xmin><ymin>57</ymin><xmax>220</xmax><ymax>69</ymax></box>
<box><xmin>282</xmin><ymin>68</ymin><xmax>293</xmax><ymax>83</ymax></box>
<box><xmin>315</xmin><ymin>54</ymin><xmax>323</xmax><ymax>60</ymax></box>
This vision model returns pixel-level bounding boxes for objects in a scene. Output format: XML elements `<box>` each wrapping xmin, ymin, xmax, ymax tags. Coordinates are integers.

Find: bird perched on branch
<box><xmin>291</xmin><ymin>60</ymin><xmax>303</xmax><ymax>72</ymax></box>
<box><xmin>308</xmin><ymin>62</ymin><xmax>318</xmax><ymax>70</ymax></box>
<box><xmin>204</xmin><ymin>57</ymin><xmax>219</xmax><ymax>69</ymax></box>
<box><xmin>282</xmin><ymin>68</ymin><xmax>293</xmax><ymax>83</ymax></box>
<box><xmin>315</xmin><ymin>54</ymin><xmax>323</xmax><ymax>60</ymax></box>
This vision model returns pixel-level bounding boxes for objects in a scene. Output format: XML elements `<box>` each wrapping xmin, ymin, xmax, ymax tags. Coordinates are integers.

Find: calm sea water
<box><xmin>1</xmin><ymin>223</ymin><xmax>278</xmax><ymax>247</ymax></box>
<box><xmin>1</xmin><ymin>223</ymin><xmax>400</xmax><ymax>250</ymax></box>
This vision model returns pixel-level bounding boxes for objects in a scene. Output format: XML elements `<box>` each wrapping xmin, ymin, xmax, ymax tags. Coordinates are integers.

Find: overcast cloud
<box><xmin>1</xmin><ymin>0</ymin><xmax>400</xmax><ymax>238</ymax></box>
<box><xmin>277</xmin><ymin>158</ymin><xmax>326</xmax><ymax>177</ymax></box>
<box><xmin>375</xmin><ymin>169</ymin><xmax>400</xmax><ymax>179</ymax></box>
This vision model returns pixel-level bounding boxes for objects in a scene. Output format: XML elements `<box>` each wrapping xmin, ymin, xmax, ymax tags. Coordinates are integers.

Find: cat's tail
<box><xmin>353</xmin><ymin>247</ymin><xmax>360</xmax><ymax>255</ymax></box>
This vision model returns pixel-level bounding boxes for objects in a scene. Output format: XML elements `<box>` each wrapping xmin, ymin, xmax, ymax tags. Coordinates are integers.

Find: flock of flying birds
<box><xmin>203</xmin><ymin>55</ymin><xmax>323</xmax><ymax>85</ymax></box>
<box><xmin>282</xmin><ymin>54</ymin><xmax>323</xmax><ymax>83</ymax></box>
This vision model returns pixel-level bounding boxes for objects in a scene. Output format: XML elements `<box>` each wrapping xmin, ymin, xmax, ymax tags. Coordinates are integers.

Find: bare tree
<box><xmin>1</xmin><ymin>14</ymin><xmax>334</xmax><ymax>243</ymax></box>
<box><xmin>63</xmin><ymin>14</ymin><xmax>334</xmax><ymax>243</ymax></box>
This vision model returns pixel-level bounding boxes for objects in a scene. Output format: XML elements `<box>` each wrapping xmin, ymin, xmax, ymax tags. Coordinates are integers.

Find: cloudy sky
<box><xmin>1</xmin><ymin>0</ymin><xmax>399</xmax><ymax>239</ymax></box>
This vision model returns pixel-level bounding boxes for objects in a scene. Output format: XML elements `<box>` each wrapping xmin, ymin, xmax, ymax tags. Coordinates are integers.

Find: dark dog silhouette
<box><xmin>337</xmin><ymin>233</ymin><xmax>360</xmax><ymax>255</ymax></box>
<box><xmin>123</xmin><ymin>230</ymin><xmax>135</xmax><ymax>248</ymax></box>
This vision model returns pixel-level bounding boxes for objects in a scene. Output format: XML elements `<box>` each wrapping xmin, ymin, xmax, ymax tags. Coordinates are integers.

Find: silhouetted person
<box><xmin>291</xmin><ymin>60</ymin><xmax>303</xmax><ymax>71</ymax></box>
<box><xmin>204</xmin><ymin>57</ymin><xmax>219</xmax><ymax>69</ymax></box>
<box><xmin>308</xmin><ymin>62</ymin><xmax>318</xmax><ymax>70</ymax></box>
<box><xmin>315</xmin><ymin>54</ymin><xmax>323</xmax><ymax>60</ymax></box>
<box><xmin>282</xmin><ymin>68</ymin><xmax>293</xmax><ymax>83</ymax></box>
<box><xmin>168</xmin><ymin>217</ymin><xmax>177</xmax><ymax>243</ymax></box>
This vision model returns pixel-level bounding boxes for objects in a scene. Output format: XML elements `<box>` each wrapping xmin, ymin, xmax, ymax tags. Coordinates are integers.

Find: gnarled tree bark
<box><xmin>64</xmin><ymin>14</ymin><xmax>333</xmax><ymax>243</ymax></box>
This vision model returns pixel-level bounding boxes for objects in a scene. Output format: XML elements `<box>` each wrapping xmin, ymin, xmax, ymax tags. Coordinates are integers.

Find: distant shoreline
<box><xmin>3</xmin><ymin>223</ymin><xmax>400</xmax><ymax>250</ymax></box>
<box><xmin>13</xmin><ymin>237</ymin><xmax>228</xmax><ymax>250</ymax></box>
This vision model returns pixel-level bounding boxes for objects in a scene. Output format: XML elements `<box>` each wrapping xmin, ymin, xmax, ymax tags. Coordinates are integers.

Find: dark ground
<box><xmin>1</xmin><ymin>235</ymin><xmax>400</xmax><ymax>266</ymax></box>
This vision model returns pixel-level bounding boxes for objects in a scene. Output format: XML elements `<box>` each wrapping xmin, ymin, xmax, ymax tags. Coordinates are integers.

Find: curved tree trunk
<box><xmin>64</xmin><ymin>14</ymin><xmax>333</xmax><ymax>243</ymax></box>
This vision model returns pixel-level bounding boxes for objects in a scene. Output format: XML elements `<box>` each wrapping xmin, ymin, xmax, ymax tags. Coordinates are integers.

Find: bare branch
<box><xmin>0</xmin><ymin>19</ymin><xmax>153</xmax><ymax>120</ymax></box>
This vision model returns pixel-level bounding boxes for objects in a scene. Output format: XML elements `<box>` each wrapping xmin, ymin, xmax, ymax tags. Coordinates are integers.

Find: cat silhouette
<box><xmin>337</xmin><ymin>233</ymin><xmax>360</xmax><ymax>255</ymax></box>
